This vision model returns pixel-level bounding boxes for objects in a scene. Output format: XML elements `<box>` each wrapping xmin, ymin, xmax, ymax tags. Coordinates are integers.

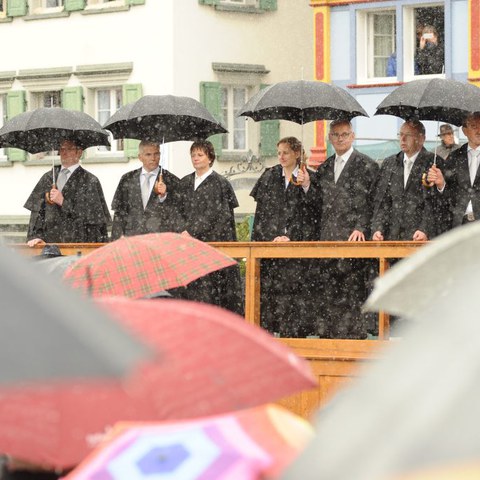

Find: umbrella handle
<box><xmin>421</xmin><ymin>172</ymin><xmax>434</xmax><ymax>188</ymax></box>
<box><xmin>290</xmin><ymin>161</ymin><xmax>307</xmax><ymax>187</ymax></box>
<box><xmin>45</xmin><ymin>184</ymin><xmax>56</xmax><ymax>205</ymax></box>
<box><xmin>153</xmin><ymin>173</ymin><xmax>165</xmax><ymax>196</ymax></box>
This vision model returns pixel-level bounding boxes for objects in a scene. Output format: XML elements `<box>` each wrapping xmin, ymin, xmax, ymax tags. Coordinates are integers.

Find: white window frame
<box><xmin>29</xmin><ymin>0</ymin><xmax>64</xmax><ymax>15</ymax></box>
<box><xmin>221</xmin><ymin>85</ymin><xmax>249</xmax><ymax>153</ymax></box>
<box><xmin>89</xmin><ymin>87</ymin><xmax>124</xmax><ymax>157</ymax></box>
<box><xmin>356</xmin><ymin>8</ymin><xmax>397</xmax><ymax>84</ymax></box>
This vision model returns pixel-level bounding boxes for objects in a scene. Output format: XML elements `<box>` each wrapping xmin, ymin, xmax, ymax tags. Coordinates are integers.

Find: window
<box><xmin>95</xmin><ymin>88</ymin><xmax>123</xmax><ymax>154</ymax></box>
<box><xmin>221</xmin><ymin>86</ymin><xmax>247</xmax><ymax>151</ymax></box>
<box><xmin>31</xmin><ymin>90</ymin><xmax>62</xmax><ymax>109</ymax></box>
<box><xmin>0</xmin><ymin>95</ymin><xmax>7</xmax><ymax>161</ymax></box>
<box><xmin>29</xmin><ymin>0</ymin><xmax>64</xmax><ymax>14</ymax></box>
<box><xmin>356</xmin><ymin>4</ymin><xmax>445</xmax><ymax>83</ymax></box>
<box><xmin>0</xmin><ymin>0</ymin><xmax>6</xmax><ymax>15</ymax></box>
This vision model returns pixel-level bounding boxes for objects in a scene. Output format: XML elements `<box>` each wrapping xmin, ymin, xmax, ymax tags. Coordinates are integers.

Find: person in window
<box><xmin>416</xmin><ymin>25</ymin><xmax>444</xmax><ymax>75</ymax></box>
<box><xmin>431</xmin><ymin>124</ymin><xmax>461</xmax><ymax>160</ymax></box>
<box><xmin>250</xmin><ymin>137</ymin><xmax>317</xmax><ymax>338</ymax></box>
<box><xmin>24</xmin><ymin>139</ymin><xmax>111</xmax><ymax>247</ymax></box>
<box><xmin>110</xmin><ymin>141</ymin><xmax>182</xmax><ymax>240</ymax></box>
<box><xmin>175</xmin><ymin>140</ymin><xmax>243</xmax><ymax>315</ymax></box>
<box><xmin>304</xmin><ymin>121</ymin><xmax>379</xmax><ymax>339</ymax></box>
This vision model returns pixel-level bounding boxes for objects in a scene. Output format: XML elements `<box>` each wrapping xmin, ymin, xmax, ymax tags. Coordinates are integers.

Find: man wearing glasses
<box><xmin>304</xmin><ymin>119</ymin><xmax>378</xmax><ymax>339</ymax></box>
<box><xmin>371</xmin><ymin>119</ymin><xmax>446</xmax><ymax>242</ymax></box>
<box><xmin>25</xmin><ymin>139</ymin><xmax>111</xmax><ymax>246</ymax></box>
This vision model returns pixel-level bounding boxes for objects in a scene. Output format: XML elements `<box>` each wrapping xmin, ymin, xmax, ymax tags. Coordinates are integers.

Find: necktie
<box><xmin>404</xmin><ymin>158</ymin><xmax>414</xmax><ymax>188</ymax></box>
<box><xmin>334</xmin><ymin>156</ymin><xmax>344</xmax><ymax>183</ymax></box>
<box><xmin>56</xmin><ymin>168</ymin><xmax>70</xmax><ymax>192</ymax></box>
<box><xmin>142</xmin><ymin>172</ymin><xmax>155</xmax><ymax>208</ymax></box>
<box><xmin>469</xmin><ymin>150</ymin><xmax>480</xmax><ymax>185</ymax></box>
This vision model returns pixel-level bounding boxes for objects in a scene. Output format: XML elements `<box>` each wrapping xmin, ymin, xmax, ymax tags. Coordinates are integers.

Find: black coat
<box><xmin>250</xmin><ymin>164</ymin><xmax>315</xmax><ymax>241</ymax></box>
<box><xmin>178</xmin><ymin>171</ymin><xmax>238</xmax><ymax>242</ymax></box>
<box><xmin>308</xmin><ymin>150</ymin><xmax>379</xmax><ymax>240</ymax></box>
<box><xmin>111</xmin><ymin>168</ymin><xmax>182</xmax><ymax>240</ymax></box>
<box><xmin>175</xmin><ymin>170</ymin><xmax>243</xmax><ymax>315</ymax></box>
<box><xmin>24</xmin><ymin>166</ymin><xmax>111</xmax><ymax>243</ymax></box>
<box><xmin>443</xmin><ymin>143</ymin><xmax>480</xmax><ymax>228</ymax></box>
<box><xmin>371</xmin><ymin>148</ymin><xmax>446</xmax><ymax>240</ymax></box>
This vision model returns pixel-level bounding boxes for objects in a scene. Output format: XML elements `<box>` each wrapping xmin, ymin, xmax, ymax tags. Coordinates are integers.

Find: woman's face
<box><xmin>277</xmin><ymin>142</ymin><xmax>299</xmax><ymax>170</ymax></box>
<box><xmin>190</xmin><ymin>147</ymin><xmax>211</xmax><ymax>173</ymax></box>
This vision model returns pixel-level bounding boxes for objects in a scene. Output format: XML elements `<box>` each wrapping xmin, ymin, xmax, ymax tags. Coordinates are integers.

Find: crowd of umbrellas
<box><xmin>2</xmin><ymin>76</ymin><xmax>480</xmax><ymax>479</ymax></box>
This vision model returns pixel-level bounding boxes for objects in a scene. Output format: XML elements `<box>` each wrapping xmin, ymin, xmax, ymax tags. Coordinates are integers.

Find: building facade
<box><xmin>309</xmin><ymin>0</ymin><xmax>473</xmax><ymax>165</ymax></box>
<box><xmin>0</xmin><ymin>0</ymin><xmax>313</xmax><ymax>239</ymax></box>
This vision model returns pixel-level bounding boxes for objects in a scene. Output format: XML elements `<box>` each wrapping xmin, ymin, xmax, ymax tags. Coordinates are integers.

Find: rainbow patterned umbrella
<box><xmin>64</xmin><ymin>404</ymin><xmax>314</xmax><ymax>480</ymax></box>
<box><xmin>63</xmin><ymin>232</ymin><xmax>236</xmax><ymax>299</ymax></box>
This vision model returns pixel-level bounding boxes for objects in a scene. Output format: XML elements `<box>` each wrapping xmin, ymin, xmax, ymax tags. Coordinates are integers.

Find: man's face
<box><xmin>398</xmin><ymin>123</ymin><xmax>424</xmax><ymax>157</ymax></box>
<box><xmin>440</xmin><ymin>130</ymin><xmax>455</xmax><ymax>147</ymax></box>
<box><xmin>329</xmin><ymin>122</ymin><xmax>355</xmax><ymax>156</ymax></box>
<box><xmin>59</xmin><ymin>140</ymin><xmax>83</xmax><ymax>167</ymax></box>
<box><xmin>462</xmin><ymin>117</ymin><xmax>480</xmax><ymax>148</ymax></box>
<box><xmin>139</xmin><ymin>144</ymin><xmax>161</xmax><ymax>172</ymax></box>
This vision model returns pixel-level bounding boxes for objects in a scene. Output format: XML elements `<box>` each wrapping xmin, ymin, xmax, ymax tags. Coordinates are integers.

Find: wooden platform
<box><xmin>13</xmin><ymin>241</ymin><xmax>425</xmax><ymax>419</ymax></box>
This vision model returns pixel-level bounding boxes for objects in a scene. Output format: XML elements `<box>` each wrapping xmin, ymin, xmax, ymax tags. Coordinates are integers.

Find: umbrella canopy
<box><xmin>0</xmin><ymin>245</ymin><xmax>148</xmax><ymax>386</ymax></box>
<box><xmin>374</xmin><ymin>78</ymin><xmax>480</xmax><ymax>126</ymax></box>
<box><xmin>64</xmin><ymin>404</ymin><xmax>314</xmax><ymax>480</ymax></box>
<box><xmin>63</xmin><ymin>232</ymin><xmax>237</xmax><ymax>299</ymax></box>
<box><xmin>0</xmin><ymin>107</ymin><xmax>110</xmax><ymax>153</ymax></box>
<box><xmin>238</xmin><ymin>80</ymin><xmax>368</xmax><ymax>124</ymax></box>
<box><xmin>103</xmin><ymin>94</ymin><xmax>227</xmax><ymax>142</ymax></box>
<box><xmin>0</xmin><ymin>297</ymin><xmax>316</xmax><ymax>469</ymax></box>
<box><xmin>281</xmin><ymin>222</ymin><xmax>480</xmax><ymax>480</ymax></box>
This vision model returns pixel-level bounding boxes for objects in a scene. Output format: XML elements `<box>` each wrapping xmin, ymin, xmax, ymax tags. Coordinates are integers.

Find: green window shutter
<box><xmin>198</xmin><ymin>0</ymin><xmax>219</xmax><ymax>5</ymax></box>
<box><xmin>7</xmin><ymin>0</ymin><xmax>27</xmax><ymax>17</ymax></box>
<box><xmin>6</xmin><ymin>91</ymin><xmax>26</xmax><ymax>162</ymax></box>
<box><xmin>64</xmin><ymin>0</ymin><xmax>85</xmax><ymax>11</ymax></box>
<box><xmin>259</xmin><ymin>84</ymin><xmax>279</xmax><ymax>156</ymax></box>
<box><xmin>259</xmin><ymin>0</ymin><xmax>277</xmax><ymax>11</ymax></box>
<box><xmin>129</xmin><ymin>0</ymin><xmax>145</xmax><ymax>5</ymax></box>
<box><xmin>200</xmin><ymin>81</ymin><xmax>223</xmax><ymax>154</ymax></box>
<box><xmin>62</xmin><ymin>87</ymin><xmax>84</xmax><ymax>112</ymax></box>
<box><xmin>122</xmin><ymin>83</ymin><xmax>143</xmax><ymax>158</ymax></box>
<box><xmin>260</xmin><ymin>120</ymin><xmax>279</xmax><ymax>156</ymax></box>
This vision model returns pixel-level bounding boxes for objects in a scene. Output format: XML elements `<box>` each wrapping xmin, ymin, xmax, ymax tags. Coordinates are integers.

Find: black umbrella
<box><xmin>103</xmin><ymin>94</ymin><xmax>228</xmax><ymax>143</ymax></box>
<box><xmin>237</xmin><ymin>80</ymin><xmax>369</xmax><ymax>124</ymax></box>
<box><xmin>0</xmin><ymin>245</ymin><xmax>149</xmax><ymax>385</ymax></box>
<box><xmin>0</xmin><ymin>107</ymin><xmax>111</xmax><ymax>153</ymax></box>
<box><xmin>374</xmin><ymin>78</ymin><xmax>480</xmax><ymax>126</ymax></box>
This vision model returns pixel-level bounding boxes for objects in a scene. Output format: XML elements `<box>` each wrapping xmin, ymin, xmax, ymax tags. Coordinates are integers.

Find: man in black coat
<box><xmin>305</xmin><ymin>120</ymin><xmax>379</xmax><ymax>339</ymax></box>
<box><xmin>111</xmin><ymin>141</ymin><xmax>181</xmax><ymax>240</ymax></box>
<box><xmin>24</xmin><ymin>140</ymin><xmax>111</xmax><ymax>246</ymax></box>
<box><xmin>441</xmin><ymin>113</ymin><xmax>480</xmax><ymax>229</ymax></box>
<box><xmin>371</xmin><ymin>119</ymin><xmax>446</xmax><ymax>241</ymax></box>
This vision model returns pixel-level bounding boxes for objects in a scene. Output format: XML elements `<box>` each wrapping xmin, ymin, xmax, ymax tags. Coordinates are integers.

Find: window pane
<box><xmin>371</xmin><ymin>12</ymin><xmax>395</xmax><ymax>78</ymax></box>
<box><xmin>43</xmin><ymin>91</ymin><xmax>61</xmax><ymax>108</ymax></box>
<box><xmin>414</xmin><ymin>6</ymin><xmax>445</xmax><ymax>75</ymax></box>
<box><xmin>221</xmin><ymin>87</ymin><xmax>228</xmax><ymax>150</ymax></box>
<box><xmin>233</xmin><ymin>87</ymin><xmax>246</xmax><ymax>150</ymax></box>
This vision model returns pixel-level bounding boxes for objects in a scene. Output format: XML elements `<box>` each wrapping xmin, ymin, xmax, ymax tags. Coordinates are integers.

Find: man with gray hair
<box><xmin>111</xmin><ymin>141</ymin><xmax>182</xmax><ymax>239</ymax></box>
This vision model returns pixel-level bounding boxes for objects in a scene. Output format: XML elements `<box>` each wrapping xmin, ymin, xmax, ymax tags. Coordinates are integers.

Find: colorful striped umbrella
<box><xmin>63</xmin><ymin>232</ymin><xmax>236</xmax><ymax>299</ymax></box>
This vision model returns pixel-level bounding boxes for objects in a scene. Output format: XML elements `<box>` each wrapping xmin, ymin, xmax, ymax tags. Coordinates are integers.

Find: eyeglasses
<box><xmin>330</xmin><ymin>132</ymin><xmax>352</xmax><ymax>140</ymax></box>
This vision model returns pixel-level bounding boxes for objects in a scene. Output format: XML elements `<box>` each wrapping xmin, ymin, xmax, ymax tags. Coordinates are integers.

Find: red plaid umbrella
<box><xmin>0</xmin><ymin>298</ymin><xmax>316</xmax><ymax>470</ymax></box>
<box><xmin>63</xmin><ymin>232</ymin><xmax>236</xmax><ymax>298</ymax></box>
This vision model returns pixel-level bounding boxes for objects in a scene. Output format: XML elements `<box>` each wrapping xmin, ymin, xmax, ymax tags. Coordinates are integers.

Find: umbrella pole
<box><xmin>422</xmin><ymin>121</ymin><xmax>439</xmax><ymax>187</ymax></box>
<box><xmin>154</xmin><ymin>139</ymin><xmax>164</xmax><ymax>196</ymax></box>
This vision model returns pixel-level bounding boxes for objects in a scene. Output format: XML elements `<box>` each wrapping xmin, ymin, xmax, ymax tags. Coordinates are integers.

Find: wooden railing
<box><xmin>14</xmin><ymin>241</ymin><xmax>426</xmax><ymax>418</ymax></box>
<box><xmin>13</xmin><ymin>240</ymin><xmax>425</xmax><ymax>340</ymax></box>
